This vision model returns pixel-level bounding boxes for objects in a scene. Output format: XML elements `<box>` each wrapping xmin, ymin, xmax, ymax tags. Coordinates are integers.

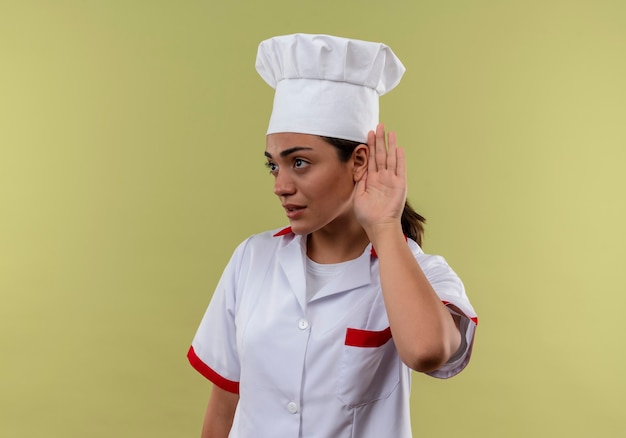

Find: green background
<box><xmin>1</xmin><ymin>0</ymin><xmax>625</xmax><ymax>436</ymax></box>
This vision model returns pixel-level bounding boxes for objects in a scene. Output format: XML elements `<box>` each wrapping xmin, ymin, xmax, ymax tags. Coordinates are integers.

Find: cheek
<box><xmin>319</xmin><ymin>171</ymin><xmax>354</xmax><ymax>201</ymax></box>
<box><xmin>301</xmin><ymin>164</ymin><xmax>353</xmax><ymax>202</ymax></box>
<box><xmin>334</xmin><ymin>166</ymin><xmax>356</xmax><ymax>189</ymax></box>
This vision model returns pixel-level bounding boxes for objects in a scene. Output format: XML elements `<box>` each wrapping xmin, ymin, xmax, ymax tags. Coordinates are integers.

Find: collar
<box><xmin>273</xmin><ymin>226</ymin><xmax>407</xmax><ymax>257</ymax></box>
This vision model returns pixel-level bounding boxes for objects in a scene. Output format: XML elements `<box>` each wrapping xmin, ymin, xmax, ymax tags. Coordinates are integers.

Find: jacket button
<box><xmin>287</xmin><ymin>401</ymin><xmax>298</xmax><ymax>414</ymax></box>
<box><xmin>298</xmin><ymin>319</ymin><xmax>309</xmax><ymax>330</ymax></box>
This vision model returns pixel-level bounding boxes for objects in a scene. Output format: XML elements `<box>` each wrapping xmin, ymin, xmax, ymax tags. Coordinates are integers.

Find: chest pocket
<box><xmin>335</xmin><ymin>326</ymin><xmax>401</xmax><ymax>407</ymax></box>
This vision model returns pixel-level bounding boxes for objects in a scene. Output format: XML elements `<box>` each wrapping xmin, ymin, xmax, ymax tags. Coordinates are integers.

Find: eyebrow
<box><xmin>264</xmin><ymin>146</ymin><xmax>314</xmax><ymax>159</ymax></box>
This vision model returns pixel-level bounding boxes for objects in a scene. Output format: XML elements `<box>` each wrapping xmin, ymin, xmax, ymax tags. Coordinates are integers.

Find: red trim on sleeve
<box><xmin>345</xmin><ymin>327</ymin><xmax>392</xmax><ymax>348</ymax></box>
<box><xmin>442</xmin><ymin>300</ymin><xmax>479</xmax><ymax>325</ymax></box>
<box><xmin>273</xmin><ymin>226</ymin><xmax>293</xmax><ymax>237</ymax></box>
<box><xmin>187</xmin><ymin>346</ymin><xmax>240</xmax><ymax>394</ymax></box>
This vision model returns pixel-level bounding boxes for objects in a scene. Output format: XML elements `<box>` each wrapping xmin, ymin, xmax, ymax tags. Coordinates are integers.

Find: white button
<box><xmin>298</xmin><ymin>319</ymin><xmax>309</xmax><ymax>330</ymax></box>
<box><xmin>287</xmin><ymin>401</ymin><xmax>298</xmax><ymax>414</ymax></box>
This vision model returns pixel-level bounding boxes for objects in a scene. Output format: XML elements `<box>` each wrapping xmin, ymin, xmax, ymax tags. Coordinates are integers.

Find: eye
<box><xmin>294</xmin><ymin>158</ymin><xmax>309</xmax><ymax>169</ymax></box>
<box><xmin>265</xmin><ymin>161</ymin><xmax>278</xmax><ymax>175</ymax></box>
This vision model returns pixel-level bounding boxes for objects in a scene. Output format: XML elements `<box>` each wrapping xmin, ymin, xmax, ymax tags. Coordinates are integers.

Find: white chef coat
<box><xmin>188</xmin><ymin>227</ymin><xmax>477</xmax><ymax>438</ymax></box>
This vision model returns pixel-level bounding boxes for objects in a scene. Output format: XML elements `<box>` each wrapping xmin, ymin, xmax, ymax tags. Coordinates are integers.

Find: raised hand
<box><xmin>354</xmin><ymin>124</ymin><xmax>407</xmax><ymax>240</ymax></box>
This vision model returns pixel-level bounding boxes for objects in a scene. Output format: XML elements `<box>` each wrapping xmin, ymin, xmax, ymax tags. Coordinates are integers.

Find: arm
<box><xmin>354</xmin><ymin>124</ymin><xmax>461</xmax><ymax>373</ymax></box>
<box><xmin>368</xmin><ymin>223</ymin><xmax>461</xmax><ymax>372</ymax></box>
<box><xmin>201</xmin><ymin>385</ymin><xmax>239</xmax><ymax>438</ymax></box>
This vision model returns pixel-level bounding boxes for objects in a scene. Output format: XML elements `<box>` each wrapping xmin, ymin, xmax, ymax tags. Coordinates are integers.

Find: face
<box><xmin>265</xmin><ymin>133</ymin><xmax>365</xmax><ymax>236</ymax></box>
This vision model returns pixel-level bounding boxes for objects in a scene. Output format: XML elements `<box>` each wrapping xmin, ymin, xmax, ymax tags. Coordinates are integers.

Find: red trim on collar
<box><xmin>273</xmin><ymin>227</ymin><xmax>408</xmax><ymax>258</ymax></box>
<box><xmin>273</xmin><ymin>226</ymin><xmax>293</xmax><ymax>237</ymax></box>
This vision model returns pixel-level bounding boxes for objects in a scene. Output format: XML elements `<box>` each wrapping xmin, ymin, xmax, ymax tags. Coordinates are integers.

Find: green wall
<box><xmin>1</xmin><ymin>0</ymin><xmax>625</xmax><ymax>436</ymax></box>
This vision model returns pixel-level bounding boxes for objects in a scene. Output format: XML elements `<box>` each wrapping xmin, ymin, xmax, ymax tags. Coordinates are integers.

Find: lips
<box><xmin>283</xmin><ymin>204</ymin><xmax>306</xmax><ymax>219</ymax></box>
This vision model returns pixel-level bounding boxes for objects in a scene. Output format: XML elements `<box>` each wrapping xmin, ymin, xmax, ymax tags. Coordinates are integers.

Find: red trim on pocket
<box><xmin>187</xmin><ymin>346</ymin><xmax>240</xmax><ymax>394</ymax></box>
<box><xmin>345</xmin><ymin>327</ymin><xmax>392</xmax><ymax>348</ymax></box>
<box><xmin>442</xmin><ymin>300</ymin><xmax>479</xmax><ymax>325</ymax></box>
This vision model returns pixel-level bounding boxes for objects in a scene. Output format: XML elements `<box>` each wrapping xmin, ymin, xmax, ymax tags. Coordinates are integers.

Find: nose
<box><xmin>273</xmin><ymin>171</ymin><xmax>296</xmax><ymax>197</ymax></box>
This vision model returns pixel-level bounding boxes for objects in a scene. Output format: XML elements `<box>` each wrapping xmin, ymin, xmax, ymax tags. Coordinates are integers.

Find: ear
<box><xmin>352</xmin><ymin>144</ymin><xmax>369</xmax><ymax>182</ymax></box>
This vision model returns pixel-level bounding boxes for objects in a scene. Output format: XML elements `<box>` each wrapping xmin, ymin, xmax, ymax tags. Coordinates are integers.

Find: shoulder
<box><xmin>220</xmin><ymin>226</ymin><xmax>296</xmax><ymax>286</ymax></box>
<box><xmin>407</xmin><ymin>238</ymin><xmax>461</xmax><ymax>282</ymax></box>
<box><xmin>233</xmin><ymin>226</ymin><xmax>296</xmax><ymax>256</ymax></box>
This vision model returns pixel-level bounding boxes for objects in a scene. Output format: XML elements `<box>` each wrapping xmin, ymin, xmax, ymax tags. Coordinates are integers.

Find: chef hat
<box><xmin>256</xmin><ymin>33</ymin><xmax>405</xmax><ymax>143</ymax></box>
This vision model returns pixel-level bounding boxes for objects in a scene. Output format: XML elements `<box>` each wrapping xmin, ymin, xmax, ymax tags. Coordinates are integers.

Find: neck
<box><xmin>306</xmin><ymin>216</ymin><xmax>369</xmax><ymax>264</ymax></box>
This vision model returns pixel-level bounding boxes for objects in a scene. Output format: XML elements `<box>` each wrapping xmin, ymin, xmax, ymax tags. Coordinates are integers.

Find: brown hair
<box><xmin>321</xmin><ymin>136</ymin><xmax>426</xmax><ymax>246</ymax></box>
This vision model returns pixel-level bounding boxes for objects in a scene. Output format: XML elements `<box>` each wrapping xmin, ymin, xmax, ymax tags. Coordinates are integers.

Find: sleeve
<box><xmin>187</xmin><ymin>239</ymin><xmax>250</xmax><ymax>394</ymax></box>
<box><xmin>415</xmin><ymin>252</ymin><xmax>478</xmax><ymax>379</ymax></box>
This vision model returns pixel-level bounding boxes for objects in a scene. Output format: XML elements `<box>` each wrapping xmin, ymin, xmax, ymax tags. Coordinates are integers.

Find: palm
<box><xmin>354</xmin><ymin>125</ymin><xmax>407</xmax><ymax>232</ymax></box>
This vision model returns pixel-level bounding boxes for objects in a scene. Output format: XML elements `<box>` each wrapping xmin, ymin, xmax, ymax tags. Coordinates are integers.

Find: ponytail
<box><xmin>401</xmin><ymin>201</ymin><xmax>425</xmax><ymax>246</ymax></box>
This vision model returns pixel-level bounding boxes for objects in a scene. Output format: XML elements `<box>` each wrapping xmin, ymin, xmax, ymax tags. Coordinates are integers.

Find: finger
<box><xmin>367</xmin><ymin>129</ymin><xmax>377</xmax><ymax>173</ymax></box>
<box><xmin>375</xmin><ymin>123</ymin><xmax>387</xmax><ymax>170</ymax></box>
<box><xmin>387</xmin><ymin>130</ymin><xmax>397</xmax><ymax>173</ymax></box>
<box><xmin>396</xmin><ymin>146</ymin><xmax>407</xmax><ymax>183</ymax></box>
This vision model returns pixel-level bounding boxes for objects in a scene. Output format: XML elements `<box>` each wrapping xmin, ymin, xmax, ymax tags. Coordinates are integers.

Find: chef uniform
<box><xmin>188</xmin><ymin>34</ymin><xmax>478</xmax><ymax>438</ymax></box>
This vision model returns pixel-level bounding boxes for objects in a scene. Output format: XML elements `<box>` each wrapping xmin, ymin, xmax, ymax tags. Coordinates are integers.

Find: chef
<box><xmin>188</xmin><ymin>33</ymin><xmax>478</xmax><ymax>438</ymax></box>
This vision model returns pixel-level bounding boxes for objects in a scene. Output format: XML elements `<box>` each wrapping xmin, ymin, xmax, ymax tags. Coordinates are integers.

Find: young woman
<box><xmin>188</xmin><ymin>33</ymin><xmax>477</xmax><ymax>438</ymax></box>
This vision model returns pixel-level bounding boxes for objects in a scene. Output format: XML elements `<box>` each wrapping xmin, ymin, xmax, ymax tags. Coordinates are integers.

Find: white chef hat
<box><xmin>255</xmin><ymin>33</ymin><xmax>405</xmax><ymax>143</ymax></box>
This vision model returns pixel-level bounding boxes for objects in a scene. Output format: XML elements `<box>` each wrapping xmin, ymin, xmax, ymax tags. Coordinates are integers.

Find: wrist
<box><xmin>365</xmin><ymin>222</ymin><xmax>405</xmax><ymax>249</ymax></box>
